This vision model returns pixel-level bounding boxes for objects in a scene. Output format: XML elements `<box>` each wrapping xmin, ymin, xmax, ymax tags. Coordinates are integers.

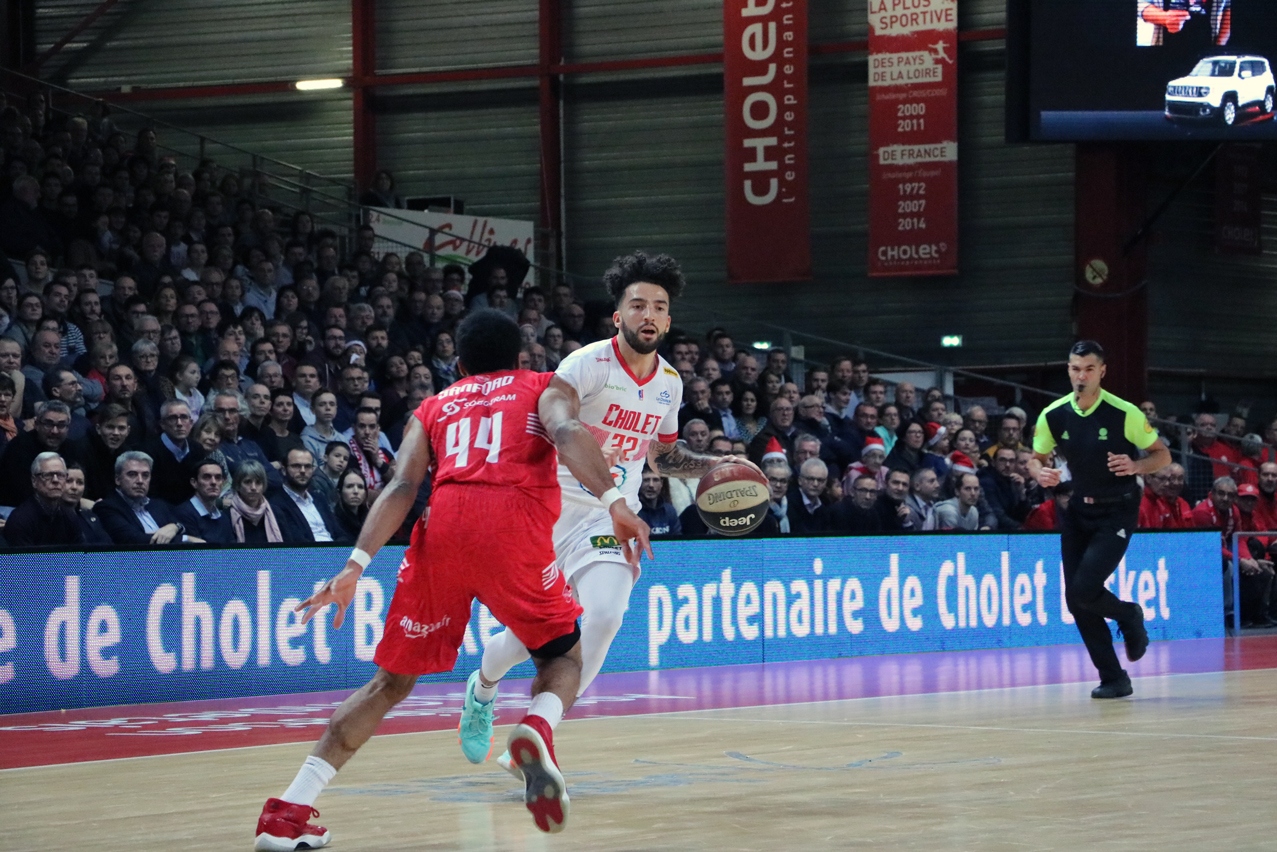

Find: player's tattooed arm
<box><xmin>649</xmin><ymin>439</ymin><xmax>721</xmax><ymax>479</ymax></box>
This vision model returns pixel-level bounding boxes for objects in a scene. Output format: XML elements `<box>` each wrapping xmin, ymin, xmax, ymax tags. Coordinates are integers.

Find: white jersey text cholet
<box><xmin>553</xmin><ymin>337</ymin><xmax>683</xmax><ymax>509</ymax></box>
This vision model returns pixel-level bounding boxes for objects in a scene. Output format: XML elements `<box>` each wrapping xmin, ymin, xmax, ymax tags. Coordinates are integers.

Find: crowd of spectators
<box><xmin>1</xmin><ymin>92</ymin><xmax>1274</xmax><ymax>626</ymax></box>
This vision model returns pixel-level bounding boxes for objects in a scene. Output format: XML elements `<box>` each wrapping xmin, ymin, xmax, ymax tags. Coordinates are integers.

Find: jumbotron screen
<box><xmin>1020</xmin><ymin>0</ymin><xmax>1277</xmax><ymax>140</ymax></box>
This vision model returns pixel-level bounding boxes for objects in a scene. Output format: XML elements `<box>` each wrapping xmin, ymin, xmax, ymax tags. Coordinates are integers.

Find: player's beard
<box><xmin>620</xmin><ymin>320</ymin><xmax>665</xmax><ymax>355</ymax></box>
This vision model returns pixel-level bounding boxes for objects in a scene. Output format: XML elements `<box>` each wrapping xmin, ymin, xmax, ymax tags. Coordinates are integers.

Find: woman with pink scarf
<box><xmin>229</xmin><ymin>459</ymin><xmax>283</xmax><ymax>544</ymax></box>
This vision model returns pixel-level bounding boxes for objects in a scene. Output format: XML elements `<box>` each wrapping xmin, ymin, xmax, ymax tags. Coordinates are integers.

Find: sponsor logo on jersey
<box><xmin>1061</xmin><ymin>430</ymin><xmax>1069</xmax><ymax>441</ymax></box>
<box><xmin>637</xmin><ymin>388</ymin><xmax>644</xmax><ymax>400</ymax></box>
<box><xmin>399</xmin><ymin>614</ymin><xmax>451</xmax><ymax>639</ymax></box>
<box><xmin>1144</xmin><ymin>420</ymin><xmax>1154</xmax><ymax>433</ymax></box>
<box><xmin>601</xmin><ymin>404</ymin><xmax>665</xmax><ymax>434</ymax></box>
<box><xmin>438</xmin><ymin>392</ymin><xmax>518</xmax><ymax>419</ymax></box>
<box><xmin>1099</xmin><ymin>427</ymin><xmax>1109</xmax><ymax>441</ymax></box>
<box><xmin>590</xmin><ymin>535</ymin><xmax>622</xmax><ymax>549</ymax></box>
<box><xmin>658</xmin><ymin>388</ymin><xmax>672</xmax><ymax>404</ymax></box>
<box><xmin>663</xmin><ymin>366</ymin><xmax>679</xmax><ymax>377</ymax></box>
<box><xmin>604</xmin><ymin>382</ymin><xmax>628</xmax><ymax>392</ymax></box>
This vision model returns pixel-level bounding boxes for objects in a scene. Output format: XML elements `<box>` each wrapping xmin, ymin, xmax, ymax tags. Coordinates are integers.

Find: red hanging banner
<box><xmin>867</xmin><ymin>0</ymin><xmax>959</xmax><ymax>277</ymax></box>
<box><xmin>723</xmin><ymin>0</ymin><xmax>811</xmax><ymax>284</ymax></box>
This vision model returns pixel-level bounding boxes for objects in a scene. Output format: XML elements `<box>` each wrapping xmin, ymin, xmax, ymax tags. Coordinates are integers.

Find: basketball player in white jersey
<box><xmin>458</xmin><ymin>251</ymin><xmax>751</xmax><ymax>769</ymax></box>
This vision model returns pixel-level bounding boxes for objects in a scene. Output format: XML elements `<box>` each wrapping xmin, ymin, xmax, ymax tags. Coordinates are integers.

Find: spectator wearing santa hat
<box><xmin>923</xmin><ymin>421</ymin><xmax>952</xmax><ymax>479</ymax></box>
<box><xmin>841</xmin><ymin>434</ymin><xmax>889</xmax><ymax>494</ymax></box>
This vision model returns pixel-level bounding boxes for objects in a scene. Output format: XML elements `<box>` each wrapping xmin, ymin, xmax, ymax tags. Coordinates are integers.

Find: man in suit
<box><xmin>787</xmin><ymin>457</ymin><xmax>832</xmax><ymax>534</ymax></box>
<box><xmin>269</xmin><ymin>447</ymin><xmax>349</xmax><ymax>543</ymax></box>
<box><xmin>173</xmin><ymin>457</ymin><xmax>234</xmax><ymax>544</ymax></box>
<box><xmin>3</xmin><ymin>452</ymin><xmax>83</xmax><ymax>547</ymax></box>
<box><xmin>144</xmin><ymin>400</ymin><xmax>197</xmax><ymax>505</ymax></box>
<box><xmin>96</xmin><ymin>451</ymin><xmax>199</xmax><ymax>544</ymax></box>
<box><xmin>904</xmin><ymin>467</ymin><xmax>941</xmax><ymax>531</ymax></box>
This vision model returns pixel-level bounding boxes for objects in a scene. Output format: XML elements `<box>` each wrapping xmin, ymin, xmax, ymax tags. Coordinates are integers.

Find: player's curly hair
<box><xmin>456</xmin><ymin>309</ymin><xmax>522</xmax><ymax>375</ymax></box>
<box><xmin>602</xmin><ymin>250</ymin><xmax>686</xmax><ymax>306</ymax></box>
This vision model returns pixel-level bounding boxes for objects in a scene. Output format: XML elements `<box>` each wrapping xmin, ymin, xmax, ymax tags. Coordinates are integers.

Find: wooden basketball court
<box><xmin>3</xmin><ymin>637</ymin><xmax>1275</xmax><ymax>851</ymax></box>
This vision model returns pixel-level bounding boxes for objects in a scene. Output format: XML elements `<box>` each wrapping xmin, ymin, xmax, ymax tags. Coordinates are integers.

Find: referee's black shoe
<box><xmin>1091</xmin><ymin>675</ymin><xmax>1133</xmax><ymax>699</ymax></box>
<box><xmin>1118</xmin><ymin>605</ymin><xmax>1149</xmax><ymax>663</ymax></box>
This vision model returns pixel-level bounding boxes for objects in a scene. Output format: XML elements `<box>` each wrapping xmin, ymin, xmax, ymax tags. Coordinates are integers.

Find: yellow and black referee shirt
<box><xmin>1033</xmin><ymin>390</ymin><xmax>1159</xmax><ymax>501</ymax></box>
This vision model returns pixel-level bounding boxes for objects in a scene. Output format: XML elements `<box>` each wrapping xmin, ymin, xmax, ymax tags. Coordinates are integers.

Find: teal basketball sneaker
<box><xmin>458</xmin><ymin>670</ymin><xmax>495</xmax><ymax>764</ymax></box>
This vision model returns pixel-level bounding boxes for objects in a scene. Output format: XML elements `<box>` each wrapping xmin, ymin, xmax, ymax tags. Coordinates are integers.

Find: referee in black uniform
<box><xmin>1029</xmin><ymin>341</ymin><xmax>1172</xmax><ymax>698</ymax></box>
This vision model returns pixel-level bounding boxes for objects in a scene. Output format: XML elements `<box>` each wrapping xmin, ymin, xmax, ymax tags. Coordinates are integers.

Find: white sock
<box><xmin>480</xmin><ymin>628</ymin><xmax>532</xmax><ymax>683</ymax></box>
<box><xmin>280</xmin><ymin>755</ymin><xmax>337</xmax><ymax>807</ymax></box>
<box><xmin>473</xmin><ymin>673</ymin><xmax>499</xmax><ymax>704</ymax></box>
<box><xmin>528</xmin><ymin>692</ymin><xmax>565</xmax><ymax>730</ymax></box>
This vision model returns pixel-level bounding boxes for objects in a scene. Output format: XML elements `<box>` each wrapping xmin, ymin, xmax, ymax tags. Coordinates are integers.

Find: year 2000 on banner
<box><xmin>867</xmin><ymin>0</ymin><xmax>958</xmax><ymax>277</ymax></box>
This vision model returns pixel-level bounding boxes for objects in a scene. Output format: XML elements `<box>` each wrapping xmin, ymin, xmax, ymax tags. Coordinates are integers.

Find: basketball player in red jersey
<box><xmin>252</xmin><ymin>310</ymin><xmax>651</xmax><ymax>849</ymax></box>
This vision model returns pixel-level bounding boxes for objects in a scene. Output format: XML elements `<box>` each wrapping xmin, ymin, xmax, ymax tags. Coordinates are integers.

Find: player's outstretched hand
<box><xmin>609</xmin><ymin>501</ymin><xmax>654</xmax><ymax>568</ymax></box>
<box><xmin>297</xmin><ymin>561</ymin><xmax>363</xmax><ymax>629</ymax></box>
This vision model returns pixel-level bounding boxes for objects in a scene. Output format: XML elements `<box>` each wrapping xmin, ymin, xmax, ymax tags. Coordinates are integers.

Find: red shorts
<box><xmin>374</xmin><ymin>484</ymin><xmax>582</xmax><ymax>676</ymax></box>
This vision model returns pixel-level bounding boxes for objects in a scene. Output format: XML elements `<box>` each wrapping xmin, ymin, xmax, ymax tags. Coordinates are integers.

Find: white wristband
<box><xmin>599</xmin><ymin>487</ymin><xmax>625</xmax><ymax>509</ymax></box>
<box><xmin>348</xmin><ymin>548</ymin><xmax>373</xmax><ymax>569</ymax></box>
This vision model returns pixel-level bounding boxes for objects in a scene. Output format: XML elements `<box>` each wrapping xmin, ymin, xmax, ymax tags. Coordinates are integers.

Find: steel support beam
<box><xmin>351</xmin><ymin>0</ymin><xmax>377</xmax><ymax>192</ymax></box>
<box><xmin>3</xmin><ymin>0</ymin><xmax>37</xmax><ymax>70</ymax></box>
<box><xmin>538</xmin><ymin>0</ymin><xmax>563</xmax><ymax>262</ymax></box>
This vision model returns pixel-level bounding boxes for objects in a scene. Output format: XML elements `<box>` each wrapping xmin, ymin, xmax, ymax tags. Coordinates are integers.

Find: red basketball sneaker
<box><xmin>507</xmin><ymin>715</ymin><xmax>569</xmax><ymax>833</ymax></box>
<box><xmin>253</xmin><ymin>798</ymin><xmax>331</xmax><ymax>851</ymax></box>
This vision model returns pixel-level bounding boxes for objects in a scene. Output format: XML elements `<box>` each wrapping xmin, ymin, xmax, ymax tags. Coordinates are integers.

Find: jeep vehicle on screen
<box><xmin>1165</xmin><ymin>56</ymin><xmax>1275</xmax><ymax>126</ymax></box>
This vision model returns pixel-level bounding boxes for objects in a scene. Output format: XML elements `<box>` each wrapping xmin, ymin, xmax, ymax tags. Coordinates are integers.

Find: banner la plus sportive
<box><xmin>868</xmin><ymin>0</ymin><xmax>959</xmax><ymax>277</ymax></box>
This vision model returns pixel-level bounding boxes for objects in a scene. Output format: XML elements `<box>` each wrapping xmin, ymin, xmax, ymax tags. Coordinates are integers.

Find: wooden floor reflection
<box><xmin>5</xmin><ymin>667</ymin><xmax>1275</xmax><ymax>851</ymax></box>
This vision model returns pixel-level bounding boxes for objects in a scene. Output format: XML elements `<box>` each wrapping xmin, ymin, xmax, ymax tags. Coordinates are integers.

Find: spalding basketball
<box><xmin>695</xmin><ymin>462</ymin><xmax>770</xmax><ymax>536</ymax></box>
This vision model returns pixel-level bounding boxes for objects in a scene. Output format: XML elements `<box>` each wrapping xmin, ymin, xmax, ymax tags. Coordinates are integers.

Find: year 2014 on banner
<box><xmin>867</xmin><ymin>0</ymin><xmax>958</xmax><ymax>277</ymax></box>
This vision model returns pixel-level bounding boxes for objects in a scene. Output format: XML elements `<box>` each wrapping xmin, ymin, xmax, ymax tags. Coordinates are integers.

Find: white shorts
<box><xmin>554</xmin><ymin>498</ymin><xmax>642</xmax><ymax>583</ymax></box>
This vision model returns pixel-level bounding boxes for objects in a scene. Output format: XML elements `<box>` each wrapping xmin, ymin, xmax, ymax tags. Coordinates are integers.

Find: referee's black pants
<box><xmin>1061</xmin><ymin>497</ymin><xmax>1142</xmax><ymax>684</ymax></box>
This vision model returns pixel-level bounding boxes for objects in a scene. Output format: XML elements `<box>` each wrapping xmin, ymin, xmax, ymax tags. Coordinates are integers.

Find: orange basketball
<box><xmin>695</xmin><ymin>462</ymin><xmax>770</xmax><ymax>536</ymax></box>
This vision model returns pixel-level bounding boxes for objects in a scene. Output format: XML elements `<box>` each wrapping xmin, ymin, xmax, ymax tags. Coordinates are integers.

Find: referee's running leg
<box><xmin>1061</xmin><ymin>497</ymin><xmax>1148</xmax><ymax>698</ymax></box>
